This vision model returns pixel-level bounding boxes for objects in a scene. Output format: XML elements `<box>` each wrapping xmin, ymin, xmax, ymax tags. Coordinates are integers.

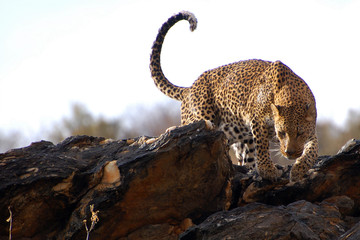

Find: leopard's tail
<box><xmin>150</xmin><ymin>11</ymin><xmax>197</xmax><ymax>101</ymax></box>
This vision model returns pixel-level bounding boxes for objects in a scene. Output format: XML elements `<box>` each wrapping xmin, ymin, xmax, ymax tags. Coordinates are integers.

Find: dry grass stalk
<box><xmin>83</xmin><ymin>204</ymin><xmax>99</xmax><ymax>240</ymax></box>
<box><xmin>6</xmin><ymin>206</ymin><xmax>12</xmax><ymax>240</ymax></box>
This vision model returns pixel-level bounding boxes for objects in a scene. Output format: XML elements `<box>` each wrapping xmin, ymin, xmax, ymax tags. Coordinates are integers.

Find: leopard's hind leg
<box><xmin>220</xmin><ymin>121</ymin><xmax>256</xmax><ymax>170</ymax></box>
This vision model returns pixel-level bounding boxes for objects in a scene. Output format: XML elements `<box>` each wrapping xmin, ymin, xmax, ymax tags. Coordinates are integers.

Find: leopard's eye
<box><xmin>278</xmin><ymin>131</ymin><xmax>286</xmax><ymax>139</ymax></box>
<box><xmin>297</xmin><ymin>127</ymin><xmax>305</xmax><ymax>138</ymax></box>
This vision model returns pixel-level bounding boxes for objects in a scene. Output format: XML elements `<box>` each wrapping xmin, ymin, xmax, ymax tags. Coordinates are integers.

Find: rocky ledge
<box><xmin>0</xmin><ymin>120</ymin><xmax>359</xmax><ymax>240</ymax></box>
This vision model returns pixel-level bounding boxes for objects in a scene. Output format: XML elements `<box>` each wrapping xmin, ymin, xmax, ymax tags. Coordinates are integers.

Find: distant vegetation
<box><xmin>0</xmin><ymin>102</ymin><xmax>359</xmax><ymax>156</ymax></box>
<box><xmin>46</xmin><ymin>102</ymin><xmax>181</xmax><ymax>144</ymax></box>
<box><xmin>317</xmin><ymin>109</ymin><xmax>360</xmax><ymax>155</ymax></box>
<box><xmin>0</xmin><ymin>102</ymin><xmax>180</xmax><ymax>153</ymax></box>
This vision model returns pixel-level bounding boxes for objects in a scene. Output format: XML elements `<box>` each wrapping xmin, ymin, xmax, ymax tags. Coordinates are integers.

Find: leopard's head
<box><xmin>271</xmin><ymin>103</ymin><xmax>316</xmax><ymax>159</ymax></box>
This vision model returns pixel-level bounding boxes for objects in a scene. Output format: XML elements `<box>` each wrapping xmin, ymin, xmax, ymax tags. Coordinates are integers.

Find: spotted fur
<box><xmin>150</xmin><ymin>11</ymin><xmax>318</xmax><ymax>182</ymax></box>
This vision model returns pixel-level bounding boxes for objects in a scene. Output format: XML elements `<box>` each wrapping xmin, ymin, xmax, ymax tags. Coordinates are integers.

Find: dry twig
<box><xmin>6</xmin><ymin>206</ymin><xmax>12</xmax><ymax>240</ymax></box>
<box><xmin>83</xmin><ymin>204</ymin><xmax>99</xmax><ymax>240</ymax></box>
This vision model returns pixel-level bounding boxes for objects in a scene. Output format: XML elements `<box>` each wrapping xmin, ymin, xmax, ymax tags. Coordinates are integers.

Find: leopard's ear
<box><xmin>305</xmin><ymin>103</ymin><xmax>316</xmax><ymax>122</ymax></box>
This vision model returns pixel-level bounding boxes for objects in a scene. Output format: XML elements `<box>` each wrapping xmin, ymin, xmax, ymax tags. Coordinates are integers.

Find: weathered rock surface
<box><xmin>234</xmin><ymin>138</ymin><xmax>360</xmax><ymax>207</ymax></box>
<box><xmin>0</xmin><ymin>121</ymin><xmax>360</xmax><ymax>240</ymax></box>
<box><xmin>181</xmin><ymin>138</ymin><xmax>360</xmax><ymax>240</ymax></box>
<box><xmin>0</xmin><ymin>121</ymin><xmax>232</xmax><ymax>239</ymax></box>
<box><xmin>180</xmin><ymin>196</ymin><xmax>359</xmax><ymax>240</ymax></box>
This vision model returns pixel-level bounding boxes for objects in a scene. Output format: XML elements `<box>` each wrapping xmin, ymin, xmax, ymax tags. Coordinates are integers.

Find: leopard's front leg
<box><xmin>290</xmin><ymin>134</ymin><xmax>318</xmax><ymax>182</ymax></box>
<box><xmin>251</xmin><ymin>121</ymin><xmax>282</xmax><ymax>181</ymax></box>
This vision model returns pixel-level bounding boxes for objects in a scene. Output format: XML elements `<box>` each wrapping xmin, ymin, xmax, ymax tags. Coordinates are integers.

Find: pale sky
<box><xmin>0</xmin><ymin>0</ymin><xmax>359</xmax><ymax>147</ymax></box>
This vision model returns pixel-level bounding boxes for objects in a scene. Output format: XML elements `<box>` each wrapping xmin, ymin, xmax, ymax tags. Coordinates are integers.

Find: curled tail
<box><xmin>150</xmin><ymin>11</ymin><xmax>197</xmax><ymax>101</ymax></box>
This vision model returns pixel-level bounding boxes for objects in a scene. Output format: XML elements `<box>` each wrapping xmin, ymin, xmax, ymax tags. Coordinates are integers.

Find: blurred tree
<box><xmin>316</xmin><ymin>108</ymin><xmax>360</xmax><ymax>155</ymax></box>
<box><xmin>316</xmin><ymin>120</ymin><xmax>342</xmax><ymax>155</ymax></box>
<box><xmin>123</xmin><ymin>102</ymin><xmax>180</xmax><ymax>138</ymax></box>
<box><xmin>47</xmin><ymin>103</ymin><xmax>124</xmax><ymax>143</ymax></box>
<box><xmin>341</xmin><ymin>109</ymin><xmax>360</xmax><ymax>143</ymax></box>
<box><xmin>47</xmin><ymin>102</ymin><xmax>181</xmax><ymax>143</ymax></box>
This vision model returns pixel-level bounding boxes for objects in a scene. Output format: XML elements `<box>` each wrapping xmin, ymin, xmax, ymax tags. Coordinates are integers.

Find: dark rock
<box><xmin>180</xmin><ymin>140</ymin><xmax>360</xmax><ymax>240</ymax></box>
<box><xmin>0</xmin><ymin>121</ymin><xmax>232</xmax><ymax>239</ymax></box>
<box><xmin>233</xmin><ymin>140</ymin><xmax>360</xmax><ymax>207</ymax></box>
<box><xmin>180</xmin><ymin>197</ymin><xmax>352</xmax><ymax>240</ymax></box>
<box><xmin>339</xmin><ymin>220</ymin><xmax>360</xmax><ymax>240</ymax></box>
<box><xmin>1</xmin><ymin>122</ymin><xmax>360</xmax><ymax>240</ymax></box>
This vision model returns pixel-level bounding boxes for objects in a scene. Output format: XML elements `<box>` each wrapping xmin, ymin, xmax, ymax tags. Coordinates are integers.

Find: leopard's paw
<box><xmin>289</xmin><ymin>163</ymin><xmax>309</xmax><ymax>182</ymax></box>
<box><xmin>258</xmin><ymin>165</ymin><xmax>283</xmax><ymax>181</ymax></box>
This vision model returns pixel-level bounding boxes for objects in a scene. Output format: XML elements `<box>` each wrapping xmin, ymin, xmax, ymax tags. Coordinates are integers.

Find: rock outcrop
<box><xmin>180</xmin><ymin>196</ymin><xmax>359</xmax><ymax>240</ymax></box>
<box><xmin>0</xmin><ymin>121</ymin><xmax>232</xmax><ymax>239</ymax></box>
<box><xmin>0</xmin><ymin>121</ymin><xmax>359</xmax><ymax>239</ymax></box>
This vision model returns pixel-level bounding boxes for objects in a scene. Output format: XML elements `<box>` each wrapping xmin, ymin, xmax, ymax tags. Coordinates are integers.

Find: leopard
<box><xmin>149</xmin><ymin>11</ymin><xmax>318</xmax><ymax>182</ymax></box>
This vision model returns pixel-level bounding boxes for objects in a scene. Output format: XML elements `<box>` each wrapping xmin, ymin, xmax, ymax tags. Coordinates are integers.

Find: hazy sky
<box><xmin>0</xmin><ymin>0</ymin><xmax>359</xmax><ymax>145</ymax></box>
